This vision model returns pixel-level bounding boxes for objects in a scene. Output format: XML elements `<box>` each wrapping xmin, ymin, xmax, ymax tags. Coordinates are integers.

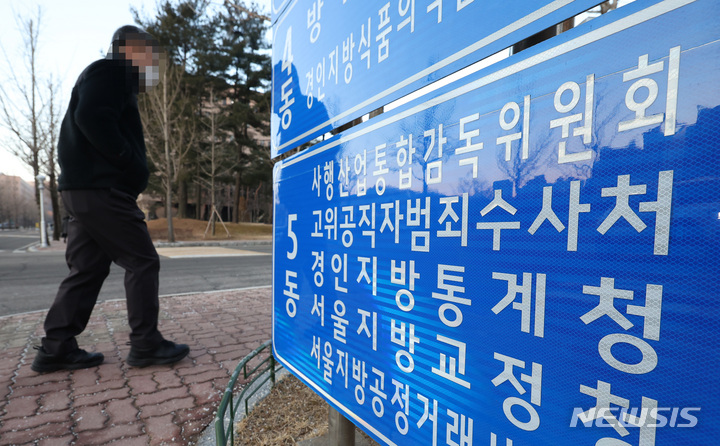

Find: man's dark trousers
<box><xmin>42</xmin><ymin>188</ymin><xmax>163</xmax><ymax>356</ymax></box>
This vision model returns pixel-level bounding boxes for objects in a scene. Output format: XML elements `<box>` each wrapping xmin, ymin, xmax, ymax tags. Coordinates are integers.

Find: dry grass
<box><xmin>147</xmin><ymin>218</ymin><xmax>272</xmax><ymax>242</ymax></box>
<box><xmin>234</xmin><ymin>374</ymin><xmax>329</xmax><ymax>445</ymax></box>
<box><xmin>234</xmin><ymin>374</ymin><xmax>380</xmax><ymax>446</ymax></box>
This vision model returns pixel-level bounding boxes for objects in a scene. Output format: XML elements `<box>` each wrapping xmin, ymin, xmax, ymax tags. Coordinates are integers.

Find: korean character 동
<box><xmin>492</xmin><ymin>352</ymin><xmax>542</xmax><ymax>431</ymax></box>
<box><xmin>369</xmin><ymin>367</ymin><xmax>387</xmax><ymax>417</ymax></box>
<box><xmin>496</xmin><ymin>96</ymin><xmax>530</xmax><ymax>161</ymax></box>
<box><xmin>549</xmin><ymin>74</ymin><xmax>594</xmax><ymax>164</ymax></box>
<box><xmin>618</xmin><ymin>46</ymin><xmax>680</xmax><ymax>137</ymax></box>
<box><xmin>492</xmin><ymin>272</ymin><xmax>546</xmax><ymax>338</ymax></box>
<box><xmin>284</xmin><ymin>270</ymin><xmax>300</xmax><ymax>317</ymax></box>
<box><xmin>580</xmin><ymin>277</ymin><xmax>663</xmax><ymax>374</ymax></box>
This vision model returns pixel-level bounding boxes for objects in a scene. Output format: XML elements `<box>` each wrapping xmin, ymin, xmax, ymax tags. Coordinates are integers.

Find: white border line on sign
<box><xmin>282</xmin><ymin>0</ymin><xmax>695</xmax><ymax>169</ymax></box>
<box><xmin>273</xmin><ymin>0</ymin><xmax>697</xmax><ymax>443</ymax></box>
<box><xmin>275</xmin><ymin>0</ymin><xmax>589</xmax><ymax>153</ymax></box>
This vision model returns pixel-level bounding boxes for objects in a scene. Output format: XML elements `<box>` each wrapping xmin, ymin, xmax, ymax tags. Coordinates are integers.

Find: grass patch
<box><xmin>147</xmin><ymin>218</ymin><xmax>272</xmax><ymax>242</ymax></box>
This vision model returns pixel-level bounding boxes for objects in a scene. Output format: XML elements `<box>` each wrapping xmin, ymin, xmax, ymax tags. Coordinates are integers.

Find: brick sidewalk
<box><xmin>0</xmin><ymin>288</ymin><xmax>272</xmax><ymax>445</ymax></box>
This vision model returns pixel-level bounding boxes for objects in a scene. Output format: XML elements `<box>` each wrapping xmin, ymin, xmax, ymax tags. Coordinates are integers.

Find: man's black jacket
<box><xmin>57</xmin><ymin>58</ymin><xmax>149</xmax><ymax>198</ymax></box>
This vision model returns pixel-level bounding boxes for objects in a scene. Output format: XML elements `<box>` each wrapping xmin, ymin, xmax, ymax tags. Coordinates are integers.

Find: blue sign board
<box><xmin>271</xmin><ymin>0</ymin><xmax>606</xmax><ymax>156</ymax></box>
<box><xmin>273</xmin><ymin>0</ymin><xmax>719</xmax><ymax>445</ymax></box>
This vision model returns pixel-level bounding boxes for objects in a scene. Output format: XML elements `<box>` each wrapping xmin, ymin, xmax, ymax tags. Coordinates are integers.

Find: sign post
<box><xmin>272</xmin><ymin>1</ymin><xmax>720</xmax><ymax>445</ymax></box>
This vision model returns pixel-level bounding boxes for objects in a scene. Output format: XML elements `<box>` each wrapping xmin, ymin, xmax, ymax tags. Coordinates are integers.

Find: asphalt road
<box><xmin>0</xmin><ymin>230</ymin><xmax>272</xmax><ymax>317</ymax></box>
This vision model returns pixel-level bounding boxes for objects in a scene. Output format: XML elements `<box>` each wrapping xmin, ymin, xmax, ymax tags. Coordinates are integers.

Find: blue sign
<box><xmin>271</xmin><ymin>0</ymin><xmax>607</xmax><ymax>156</ymax></box>
<box><xmin>273</xmin><ymin>0</ymin><xmax>719</xmax><ymax>445</ymax></box>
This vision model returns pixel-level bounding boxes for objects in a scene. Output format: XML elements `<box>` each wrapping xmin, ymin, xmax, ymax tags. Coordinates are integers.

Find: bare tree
<box><xmin>197</xmin><ymin>88</ymin><xmax>234</xmax><ymax>237</ymax></box>
<box><xmin>139</xmin><ymin>63</ymin><xmax>198</xmax><ymax>242</ymax></box>
<box><xmin>41</xmin><ymin>76</ymin><xmax>62</xmax><ymax>241</ymax></box>
<box><xmin>0</xmin><ymin>10</ymin><xmax>45</xmax><ymax>209</ymax></box>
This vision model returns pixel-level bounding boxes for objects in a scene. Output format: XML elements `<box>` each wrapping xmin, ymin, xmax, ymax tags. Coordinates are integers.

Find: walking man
<box><xmin>32</xmin><ymin>25</ymin><xmax>189</xmax><ymax>373</ymax></box>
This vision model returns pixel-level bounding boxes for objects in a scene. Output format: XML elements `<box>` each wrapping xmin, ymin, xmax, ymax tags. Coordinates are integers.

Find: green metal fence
<box><xmin>214</xmin><ymin>339</ymin><xmax>281</xmax><ymax>446</ymax></box>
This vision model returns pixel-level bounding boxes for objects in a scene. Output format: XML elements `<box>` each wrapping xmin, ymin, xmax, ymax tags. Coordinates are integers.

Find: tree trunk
<box><xmin>163</xmin><ymin>70</ymin><xmax>175</xmax><ymax>242</ymax></box>
<box><xmin>178</xmin><ymin>180</ymin><xmax>187</xmax><ymax>218</ymax></box>
<box><xmin>232</xmin><ymin>173</ymin><xmax>241</xmax><ymax>223</ymax></box>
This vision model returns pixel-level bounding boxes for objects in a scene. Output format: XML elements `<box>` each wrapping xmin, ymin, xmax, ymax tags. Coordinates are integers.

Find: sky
<box><xmin>0</xmin><ymin>0</ymin><xmax>271</xmax><ymax>181</ymax></box>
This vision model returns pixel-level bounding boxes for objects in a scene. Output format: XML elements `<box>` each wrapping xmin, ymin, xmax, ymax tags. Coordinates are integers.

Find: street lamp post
<box><xmin>36</xmin><ymin>174</ymin><xmax>48</xmax><ymax>248</ymax></box>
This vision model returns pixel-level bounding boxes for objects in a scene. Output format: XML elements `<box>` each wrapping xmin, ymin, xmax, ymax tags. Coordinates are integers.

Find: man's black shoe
<box><xmin>31</xmin><ymin>346</ymin><xmax>104</xmax><ymax>373</ymax></box>
<box><xmin>126</xmin><ymin>340</ymin><xmax>190</xmax><ymax>368</ymax></box>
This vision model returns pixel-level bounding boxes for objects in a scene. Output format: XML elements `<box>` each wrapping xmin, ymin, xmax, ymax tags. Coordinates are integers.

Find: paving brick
<box><xmin>105</xmin><ymin>398</ymin><xmax>140</xmax><ymax>424</ymax></box>
<box><xmin>72</xmin><ymin>367</ymin><xmax>100</xmax><ymax>387</ymax></box>
<box><xmin>75</xmin><ymin>422</ymin><xmax>144</xmax><ymax>445</ymax></box>
<box><xmin>135</xmin><ymin>387</ymin><xmax>190</xmax><ymax>407</ymax></box>
<box><xmin>184</xmin><ymin>369</ymin><xmax>228</xmax><ymax>385</ymax></box>
<box><xmin>174</xmin><ymin>406</ymin><xmax>214</xmax><ymax>425</ymax></box>
<box><xmin>106</xmin><ymin>435</ymin><xmax>148</xmax><ymax>445</ymax></box>
<box><xmin>152</xmin><ymin>370</ymin><xmax>182</xmax><ymax>390</ymax></box>
<box><xmin>127</xmin><ymin>375</ymin><xmax>158</xmax><ymax>394</ymax></box>
<box><xmin>188</xmin><ymin>381</ymin><xmax>220</xmax><ymax>406</ymax></box>
<box><xmin>145</xmin><ymin>414</ymin><xmax>181</xmax><ymax>445</ymax></box>
<box><xmin>98</xmin><ymin>364</ymin><xmax>126</xmax><ymax>383</ymax></box>
<box><xmin>180</xmin><ymin>417</ymin><xmax>212</xmax><ymax>442</ymax></box>
<box><xmin>0</xmin><ymin>428</ymin><xmax>39</xmax><ymax>445</ymax></box>
<box><xmin>2</xmin><ymin>395</ymin><xmax>39</xmax><ymax>419</ymax></box>
<box><xmin>139</xmin><ymin>396</ymin><xmax>194</xmax><ymax>418</ymax></box>
<box><xmin>13</xmin><ymin>369</ymin><xmax>71</xmax><ymax>388</ymax></box>
<box><xmin>0</xmin><ymin>408</ymin><xmax>72</xmax><ymax>431</ymax></box>
<box><xmin>74</xmin><ymin>404</ymin><xmax>108</xmax><ymax>432</ymax></box>
<box><xmin>38</xmin><ymin>389</ymin><xmax>71</xmax><ymax>412</ymax></box>
<box><xmin>175</xmin><ymin>364</ymin><xmax>219</xmax><ymax>377</ymax></box>
<box><xmin>37</xmin><ymin>433</ymin><xmax>75</xmax><ymax>446</ymax></box>
<box><xmin>25</xmin><ymin>421</ymin><xmax>72</xmax><ymax>441</ymax></box>
<box><xmin>73</xmin><ymin>387</ymin><xmax>129</xmax><ymax>407</ymax></box>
